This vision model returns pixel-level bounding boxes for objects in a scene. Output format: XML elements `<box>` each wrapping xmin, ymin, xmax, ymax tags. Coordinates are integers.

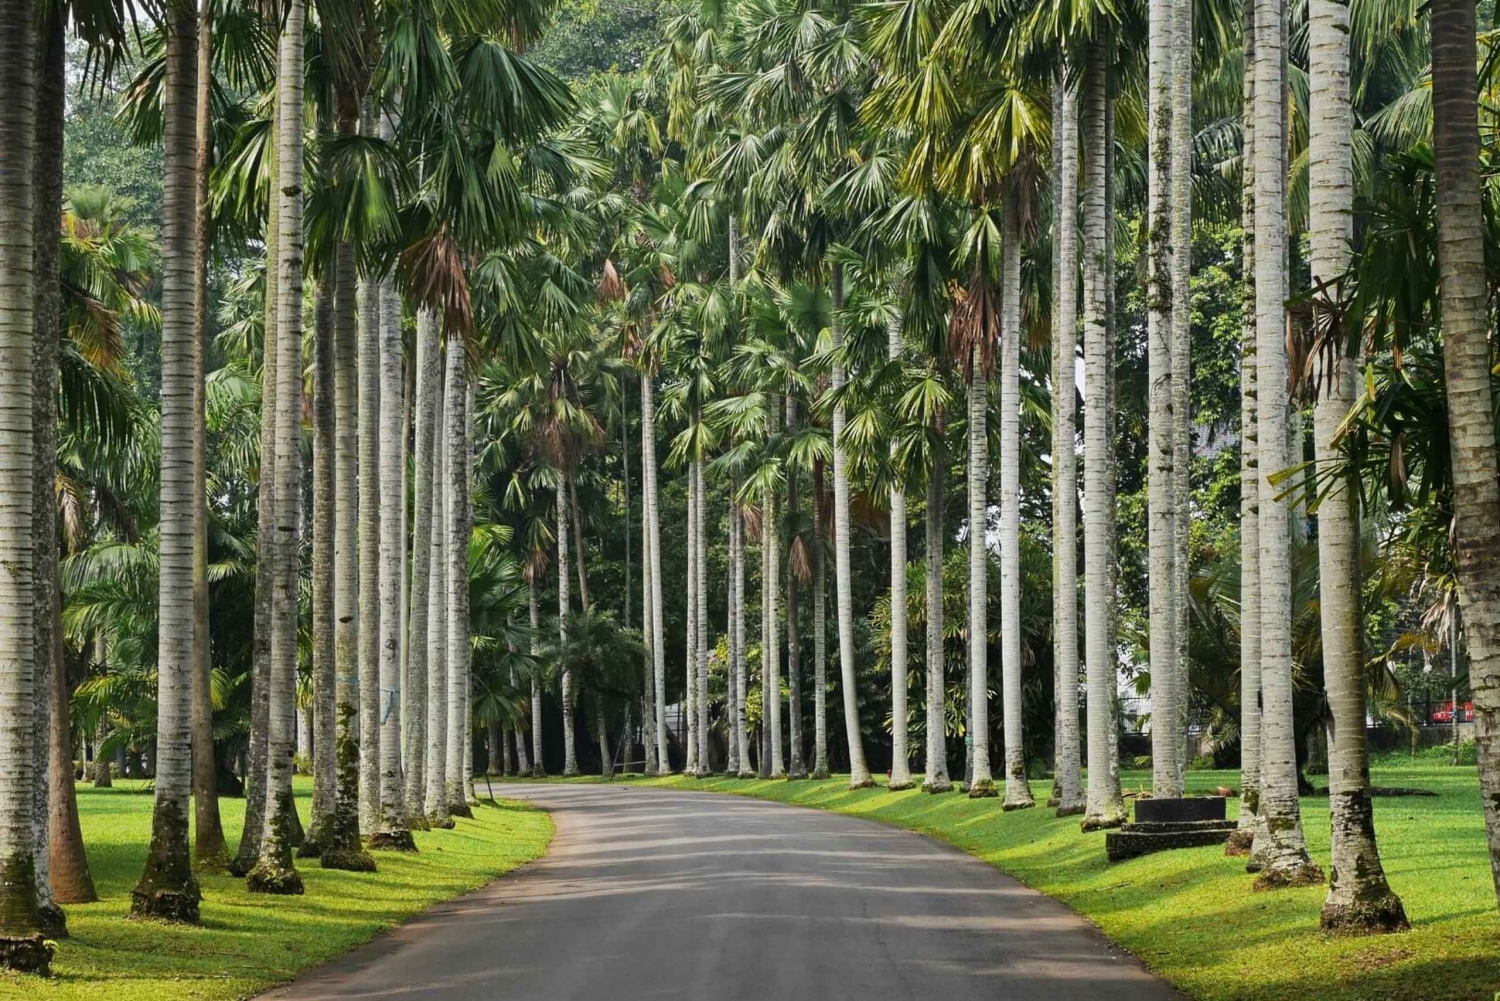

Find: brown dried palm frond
<box><xmin>947</xmin><ymin>269</ymin><xmax>999</xmax><ymax>382</ymax></box>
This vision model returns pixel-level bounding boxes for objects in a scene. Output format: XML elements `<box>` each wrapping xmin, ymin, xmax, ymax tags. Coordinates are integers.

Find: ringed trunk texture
<box><xmin>888</xmin><ymin>316</ymin><xmax>912</xmax><ymax>790</ymax></box>
<box><xmin>923</xmin><ymin>415</ymin><xmax>951</xmax><ymax>794</ymax></box>
<box><xmin>696</xmin><ymin>458</ymin><xmax>712</xmax><ymax>775</ymax></box>
<box><xmin>811</xmin><ymin>459</ymin><xmax>830</xmax><ymax>779</ymax></box>
<box><xmin>1169</xmin><ymin>0</ymin><xmax>1194</xmax><ymax>787</ymax></box>
<box><xmin>1431</xmin><ymin>0</ymin><xmax>1500</xmax><ymax>914</ymax></box>
<box><xmin>305</xmin><ymin>275</ymin><xmax>336</xmax><ymax>857</ymax></box>
<box><xmin>966</xmin><ymin>354</ymin><xmax>995</xmax><ymax>799</ymax></box>
<box><xmin>559</xmin><ymin>486</ymin><xmax>577</xmax><ymax>776</ymax></box>
<box><xmin>643</xmin><ymin>374</ymin><xmax>669</xmax><ymax>772</ymax></box>
<box><xmin>1052</xmin><ymin>76</ymin><xmax>1084</xmax><ymax>817</ymax></box>
<box><xmin>831</xmin><ymin>266</ymin><xmax>873</xmax><ymax>788</ymax></box>
<box><xmin>356</xmin><ymin>192</ymin><xmax>381</xmax><ymax>836</ymax></box>
<box><xmin>1081</xmin><ymin>40</ymin><xmax>1126</xmax><ymax>831</ymax></box>
<box><xmin>786</xmin><ymin>435</ymin><xmax>805</xmax><ymax>779</ymax></box>
<box><xmin>764</xmin><ymin>409</ymin><xmax>782</xmax><ymax>778</ymax></box>
<box><xmin>444</xmin><ymin>340</ymin><xmax>473</xmax><ymax>816</ymax></box>
<box><xmin>999</xmin><ymin>191</ymin><xmax>1032</xmax><ymax>810</ymax></box>
<box><xmin>1251</xmin><ymin>0</ymin><xmax>1321</xmax><ymax>886</ymax></box>
<box><xmin>425</xmin><ymin>357</ymin><xmax>451</xmax><ymax>818</ymax></box>
<box><xmin>133</xmin><ymin>0</ymin><xmax>204</xmax><ymax>921</ymax></box>
<box><xmin>405</xmin><ymin>310</ymin><xmax>441</xmax><ymax>823</ymax></box>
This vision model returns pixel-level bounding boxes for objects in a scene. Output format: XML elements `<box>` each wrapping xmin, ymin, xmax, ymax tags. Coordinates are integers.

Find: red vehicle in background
<box><xmin>1432</xmin><ymin>701</ymin><xmax>1475</xmax><ymax>724</ymax></box>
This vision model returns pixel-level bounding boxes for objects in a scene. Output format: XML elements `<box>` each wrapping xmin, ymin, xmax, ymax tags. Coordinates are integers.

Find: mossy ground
<box><xmin>505</xmin><ymin>760</ymin><xmax>1500</xmax><ymax>1001</ymax></box>
<box><xmin>1</xmin><ymin>777</ymin><xmax>551</xmax><ymax>1001</ymax></box>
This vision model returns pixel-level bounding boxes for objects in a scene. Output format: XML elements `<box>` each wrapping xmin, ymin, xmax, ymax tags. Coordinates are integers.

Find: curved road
<box><xmin>263</xmin><ymin>785</ymin><xmax>1180</xmax><ymax>1000</ymax></box>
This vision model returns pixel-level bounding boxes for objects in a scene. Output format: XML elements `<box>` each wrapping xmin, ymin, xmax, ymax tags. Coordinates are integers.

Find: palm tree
<box><xmin>307</xmin><ymin>270</ymin><xmax>336</xmax><ymax>858</ymax></box>
<box><xmin>247</xmin><ymin>0</ymin><xmax>306</xmax><ymax>896</ymax></box>
<box><xmin>998</xmin><ymin>187</ymin><xmax>1033</xmax><ymax>811</ymax></box>
<box><xmin>1429</xmin><ymin>0</ymin><xmax>1500</xmax><ymax>913</ymax></box>
<box><xmin>1051</xmin><ymin>74</ymin><xmax>1084</xmax><ymax>818</ymax></box>
<box><xmin>1169</xmin><ymin>0</ymin><xmax>1194</xmax><ymax>789</ymax></box>
<box><xmin>445</xmin><ymin>336</ymin><xmax>474</xmax><ymax>815</ymax></box>
<box><xmin>1307</xmin><ymin>0</ymin><xmax>1408</xmax><ymax>933</ymax></box>
<box><xmin>887</xmin><ymin>310</ymin><xmax>912</xmax><ymax>790</ymax></box>
<box><xmin>357</xmin><ymin>218</ymin><xmax>381</xmax><ymax>838</ymax></box>
<box><xmin>1249</xmin><ymin>0</ymin><xmax>1320</xmax><ymax>887</ymax></box>
<box><xmin>1227</xmin><ymin>0</ymin><xmax>1260</xmax><ymax>857</ymax></box>
<box><xmin>132</xmin><ymin>0</ymin><xmax>204</xmax><ymax>920</ymax></box>
<box><xmin>557</xmin><ymin>484</ymin><xmax>578</xmax><ymax>775</ymax></box>
<box><xmin>1147</xmin><ymin>0</ymin><xmax>1181</xmax><ymax>800</ymax></box>
<box><xmin>406</xmin><ymin>308</ymin><xmax>441</xmax><ymax>823</ymax></box>
<box><xmin>0</xmin><ymin>0</ymin><xmax>52</xmax><ymax>968</ymax></box>
<box><xmin>1080</xmin><ymin>38</ymin><xmax>1125</xmax><ymax>832</ymax></box>
<box><xmin>425</xmin><ymin>360</ymin><xmax>453</xmax><ymax>823</ymax></box>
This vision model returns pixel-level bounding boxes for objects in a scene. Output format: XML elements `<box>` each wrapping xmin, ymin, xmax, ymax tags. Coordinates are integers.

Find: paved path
<box><xmin>262</xmin><ymin>785</ymin><xmax>1181</xmax><ymax>1000</ymax></box>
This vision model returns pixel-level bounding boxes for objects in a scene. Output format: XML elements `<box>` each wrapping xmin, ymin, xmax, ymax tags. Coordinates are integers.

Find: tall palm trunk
<box><xmin>558</xmin><ymin>486</ymin><xmax>578</xmax><ymax>776</ymax></box>
<box><xmin>133</xmin><ymin>0</ymin><xmax>204</xmax><ymax>919</ymax></box>
<box><xmin>305</xmin><ymin>275</ymin><xmax>336</xmax><ymax>858</ymax></box>
<box><xmin>999</xmin><ymin>189</ymin><xmax>1033</xmax><ymax>809</ymax></box>
<box><xmin>1052</xmin><ymin>76</ymin><xmax>1084</xmax><ymax>817</ymax></box>
<box><xmin>1431</xmin><ymin>0</ymin><xmax>1500</xmax><ymax>914</ymax></box>
<box><xmin>0</xmin><ymin>0</ymin><xmax>49</xmax><ymax>968</ymax></box>
<box><xmin>232</xmin><ymin>91</ymin><xmax>277</xmax><ymax>879</ymax></box>
<box><xmin>247</xmin><ymin>0</ymin><xmax>306</xmax><ymax>894</ymax></box>
<box><xmin>527</xmin><ymin>572</ymin><xmax>544</xmax><ymax>778</ymax></box>
<box><xmin>643</xmin><ymin>373</ymin><xmax>669</xmax><ymax>771</ymax></box>
<box><xmin>764</xmin><ymin>406</ymin><xmax>783</xmax><ymax>777</ymax></box>
<box><xmin>444</xmin><ymin>340</ymin><xmax>473</xmax><ymax>815</ymax></box>
<box><xmin>786</xmin><ymin>412</ymin><xmax>805</xmax><ymax>779</ymax></box>
<box><xmin>1228</xmin><ymin>0</ymin><xmax>1262</xmax><ymax>855</ymax></box>
<box><xmin>1169</xmin><ymin>0</ymin><xmax>1194</xmax><ymax>787</ymax></box>
<box><xmin>1147</xmin><ymin>0</ymin><xmax>1181</xmax><ymax>798</ymax></box>
<box><xmin>1308</xmin><ymin>0</ymin><xmax>1406</xmax><ymax>931</ymax></box>
<box><xmin>1081</xmin><ymin>39</ymin><xmax>1126</xmax><ymax>831</ymax></box>
<box><xmin>965</xmin><ymin>348</ymin><xmax>996</xmax><ymax>799</ymax></box>
<box><xmin>643</xmin><ymin>496</ymin><xmax>659</xmax><ymax>775</ymax></box>
<box><xmin>189</xmin><ymin>0</ymin><xmax>226</xmax><ymax>868</ymax></box>
<box><xmin>684</xmin><ymin>458</ymin><xmax>699</xmax><ymax>774</ymax></box>
<box><xmin>923</xmin><ymin>409</ymin><xmax>951</xmax><ymax>794</ymax></box>
<box><xmin>356</xmin><ymin>265</ymin><xmax>381</xmax><ymax>836</ymax></box>
<box><xmin>696</xmin><ymin>456</ymin><xmax>712</xmax><ymax>774</ymax></box>
<box><xmin>831</xmin><ymin>265</ymin><xmax>873</xmax><ymax>788</ymax></box>
<box><xmin>735</xmin><ymin>497</ymin><xmax>753</xmax><ymax>777</ymax></box>
<box><xmin>371</xmin><ymin>264</ymin><xmax>413</xmax><ymax>850</ymax></box>
<box><xmin>425</xmin><ymin>360</ymin><xmax>451</xmax><ymax>819</ymax></box>
<box><xmin>888</xmin><ymin>316</ymin><xmax>912</xmax><ymax>790</ymax></box>
<box><xmin>811</xmin><ymin>458</ymin><xmax>830</xmax><ymax>778</ymax></box>
<box><xmin>1250</xmin><ymin>0</ymin><xmax>1320</xmax><ymax>886</ymax></box>
<box><xmin>723</xmin><ymin>496</ymin><xmax>738</xmax><ymax>776</ymax></box>
<box><xmin>405</xmin><ymin>310</ymin><xmax>440</xmax><ymax>824</ymax></box>
<box><xmin>323</xmin><ymin>156</ymin><xmax>374</xmax><ymax>868</ymax></box>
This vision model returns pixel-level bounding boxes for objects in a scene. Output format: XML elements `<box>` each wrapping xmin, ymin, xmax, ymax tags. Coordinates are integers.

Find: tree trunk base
<box><xmin>848</xmin><ymin>778</ymin><xmax>876</xmax><ymax>791</ymax></box>
<box><xmin>1003</xmin><ymin>797</ymin><xmax>1035</xmax><ymax>812</ymax></box>
<box><xmin>37</xmin><ymin>904</ymin><xmax>66</xmax><ymax>939</ymax></box>
<box><xmin>736</xmin><ymin>770</ymin><xmax>756</xmax><ymax>780</ymax></box>
<box><xmin>129</xmin><ymin>885</ymin><xmax>201</xmax><ymax>923</ymax></box>
<box><xmin>1224</xmin><ymin>829</ymin><xmax>1255</xmax><ymax>855</ymax></box>
<box><xmin>967</xmin><ymin>779</ymin><xmax>998</xmax><ymax>799</ymax></box>
<box><xmin>886</xmin><ymin>780</ymin><xmax>914</xmax><ymax>791</ymax></box>
<box><xmin>449</xmin><ymin>802</ymin><xmax>474</xmax><ymax>820</ymax></box>
<box><xmin>1046</xmin><ymin>794</ymin><xmax>1060</xmax><ymax>807</ymax></box>
<box><xmin>369</xmin><ymin>829</ymin><xmax>418</xmax><ymax>853</ymax></box>
<box><xmin>1055</xmin><ymin>804</ymin><xmax>1086</xmax><ymax>818</ymax></box>
<box><xmin>0</xmin><ymin>934</ymin><xmax>52</xmax><ymax>975</ymax></box>
<box><xmin>246</xmin><ymin>862</ymin><xmax>305</xmax><ymax>895</ymax></box>
<box><xmin>811</xmin><ymin>768</ymin><xmax>830</xmax><ymax>780</ymax></box>
<box><xmin>319</xmin><ymin>847</ymin><xmax>377</xmax><ymax>872</ymax></box>
<box><xmin>530</xmin><ymin>767</ymin><xmax>546</xmax><ymax>779</ymax></box>
<box><xmin>427</xmin><ymin>813</ymin><xmax>456</xmax><ymax>830</ymax></box>
<box><xmin>1252</xmin><ymin>862</ymin><xmax>1324</xmax><ymax>891</ymax></box>
<box><xmin>1080</xmin><ymin>814</ymin><xmax>1125</xmax><ymax>832</ymax></box>
<box><xmin>192</xmin><ymin>844</ymin><xmax>232</xmax><ymax>873</ymax></box>
<box><xmin>922</xmin><ymin>779</ymin><xmax>953</xmax><ymax>794</ymax></box>
<box><xmin>295</xmin><ymin>837</ymin><xmax>323</xmax><ymax>860</ymax></box>
<box><xmin>1320</xmin><ymin>893</ymin><xmax>1410</xmax><ymax>935</ymax></box>
<box><xmin>405</xmin><ymin>814</ymin><xmax>432</xmax><ymax>832</ymax></box>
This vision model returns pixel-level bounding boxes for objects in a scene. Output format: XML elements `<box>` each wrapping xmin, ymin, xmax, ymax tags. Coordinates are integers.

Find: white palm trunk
<box><xmin>528</xmin><ymin>573</ymin><xmax>544</xmax><ymax>778</ymax></box>
<box><xmin>424</xmin><ymin>359</ymin><xmax>451</xmax><ymax>819</ymax></box>
<box><xmin>922</xmin><ymin>436</ymin><xmax>952</xmax><ymax>793</ymax></box>
<box><xmin>248</xmin><ymin>0</ymin><xmax>305</xmax><ymax>894</ymax></box>
<box><xmin>966</xmin><ymin>351</ymin><xmax>996</xmax><ymax>799</ymax></box>
<box><xmin>735</xmin><ymin>502</ymin><xmax>753</xmax><ymax>776</ymax></box>
<box><xmin>325</xmin><ymin>203</ymin><xmax>373</xmax><ymax>869</ymax></box>
<box><xmin>1081</xmin><ymin>41</ymin><xmax>1126</xmax><ymax>830</ymax></box>
<box><xmin>765</xmin><ymin>408</ymin><xmax>783</xmax><ymax>778</ymax></box>
<box><xmin>1310</xmin><ymin>0</ymin><xmax>1406</xmax><ymax>930</ymax></box>
<box><xmin>1169</xmin><ymin>0</ymin><xmax>1194</xmax><ymax>787</ymax></box>
<box><xmin>405</xmin><ymin>310</ymin><xmax>440</xmax><ymax>823</ymax></box>
<box><xmin>785</xmin><ymin>402</ymin><xmax>806</xmax><ymax>778</ymax></box>
<box><xmin>1230</xmin><ymin>0</ymin><xmax>1262</xmax><ymax>851</ymax></box>
<box><xmin>811</xmin><ymin>461</ymin><xmax>830</xmax><ymax>778</ymax></box>
<box><xmin>444</xmin><ymin>338</ymin><xmax>473</xmax><ymax>815</ymax></box>
<box><xmin>1052</xmin><ymin>76</ymin><xmax>1084</xmax><ymax>816</ymax></box>
<box><xmin>1147</xmin><ymin>0</ymin><xmax>1182</xmax><ymax>799</ymax></box>
<box><xmin>308</xmin><ymin>274</ymin><xmax>336</xmax><ymax>854</ymax></box>
<box><xmin>132</xmin><ymin>0</ymin><xmax>204</xmax><ymax>919</ymax></box>
<box><xmin>643</xmin><ymin>494</ymin><xmax>659</xmax><ymax>776</ymax></box>
<box><xmin>0</xmin><ymin>0</ymin><xmax>50</xmax><ymax>959</ymax></box>
<box><xmin>684</xmin><ymin>461</ymin><xmax>699</xmax><ymax>774</ymax></box>
<box><xmin>356</xmin><ymin>269</ymin><xmax>381</xmax><ymax>835</ymax></box>
<box><xmin>831</xmin><ymin>266</ymin><xmax>873</xmax><ymax>787</ymax></box>
<box><xmin>372</xmin><ymin>270</ymin><xmax>412</xmax><ymax>848</ymax></box>
<box><xmin>696</xmin><ymin>457</ymin><xmax>713</xmax><ymax>775</ymax></box>
<box><xmin>999</xmin><ymin>195</ymin><xmax>1033</xmax><ymax>810</ymax></box>
<box><xmin>558</xmin><ymin>486</ymin><xmax>578</xmax><ymax>776</ymax></box>
<box><xmin>888</xmin><ymin>316</ymin><xmax>912</xmax><ymax>790</ymax></box>
<box><xmin>1250</xmin><ymin>0</ymin><xmax>1320</xmax><ymax>884</ymax></box>
<box><xmin>723</xmin><ymin>499</ymin><xmax>737</xmax><ymax>776</ymax></box>
<box><xmin>643</xmin><ymin>374</ymin><xmax>669</xmax><ymax>771</ymax></box>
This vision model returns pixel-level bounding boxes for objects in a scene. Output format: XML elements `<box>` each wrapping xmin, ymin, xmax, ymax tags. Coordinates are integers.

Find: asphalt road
<box><xmin>261</xmin><ymin>784</ymin><xmax>1182</xmax><ymax>1000</ymax></box>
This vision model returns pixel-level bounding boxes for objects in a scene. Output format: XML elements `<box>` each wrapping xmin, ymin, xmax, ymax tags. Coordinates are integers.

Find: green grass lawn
<box><xmin>2</xmin><ymin>777</ymin><xmax>552</xmax><ymax>1001</ymax></box>
<box><xmin>508</xmin><ymin>759</ymin><xmax>1499</xmax><ymax>1001</ymax></box>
